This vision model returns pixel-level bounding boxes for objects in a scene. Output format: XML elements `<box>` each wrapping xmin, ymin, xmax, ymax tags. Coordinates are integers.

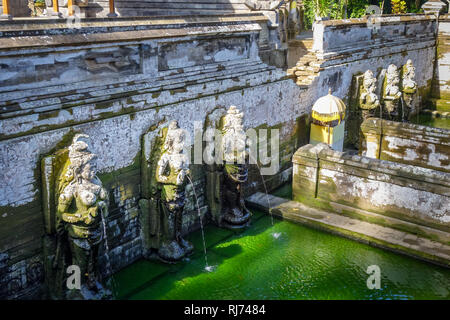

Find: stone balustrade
<box><xmin>293</xmin><ymin>143</ymin><xmax>450</xmax><ymax>232</ymax></box>
<box><xmin>360</xmin><ymin>118</ymin><xmax>450</xmax><ymax>173</ymax></box>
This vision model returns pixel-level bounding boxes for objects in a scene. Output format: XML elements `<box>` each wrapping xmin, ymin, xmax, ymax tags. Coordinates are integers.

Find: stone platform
<box><xmin>247</xmin><ymin>192</ymin><xmax>450</xmax><ymax>268</ymax></box>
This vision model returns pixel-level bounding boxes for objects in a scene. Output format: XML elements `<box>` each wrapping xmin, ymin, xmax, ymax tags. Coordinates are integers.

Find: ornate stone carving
<box><xmin>401</xmin><ymin>59</ymin><xmax>417</xmax><ymax>122</ymax></box>
<box><xmin>42</xmin><ymin>134</ymin><xmax>111</xmax><ymax>299</ymax></box>
<box><xmin>154</xmin><ymin>121</ymin><xmax>193</xmax><ymax>262</ymax></box>
<box><xmin>359</xmin><ymin>70</ymin><xmax>380</xmax><ymax>120</ymax></box>
<box><xmin>56</xmin><ymin>134</ymin><xmax>109</xmax><ymax>298</ymax></box>
<box><xmin>28</xmin><ymin>0</ymin><xmax>47</xmax><ymax>17</ymax></box>
<box><xmin>205</xmin><ymin>106</ymin><xmax>251</xmax><ymax>229</ymax></box>
<box><xmin>382</xmin><ymin>64</ymin><xmax>402</xmax><ymax>120</ymax></box>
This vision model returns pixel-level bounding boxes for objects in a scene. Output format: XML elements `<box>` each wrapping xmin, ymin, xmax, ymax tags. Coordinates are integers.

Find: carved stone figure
<box><xmin>205</xmin><ymin>106</ymin><xmax>251</xmax><ymax>229</ymax></box>
<box><xmin>28</xmin><ymin>0</ymin><xmax>47</xmax><ymax>17</ymax></box>
<box><xmin>155</xmin><ymin>121</ymin><xmax>193</xmax><ymax>262</ymax></box>
<box><xmin>382</xmin><ymin>64</ymin><xmax>402</xmax><ymax>120</ymax></box>
<box><xmin>54</xmin><ymin>134</ymin><xmax>110</xmax><ymax>298</ymax></box>
<box><xmin>359</xmin><ymin>70</ymin><xmax>380</xmax><ymax>121</ymax></box>
<box><xmin>401</xmin><ymin>59</ymin><xmax>417</xmax><ymax>122</ymax></box>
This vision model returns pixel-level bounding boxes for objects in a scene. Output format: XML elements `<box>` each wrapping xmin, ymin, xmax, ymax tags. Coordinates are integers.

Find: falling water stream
<box><xmin>248</xmin><ymin>154</ymin><xmax>275</xmax><ymax>229</ymax></box>
<box><xmin>100</xmin><ymin>209</ymin><xmax>118</xmax><ymax>294</ymax></box>
<box><xmin>186</xmin><ymin>174</ymin><xmax>211</xmax><ymax>271</ymax></box>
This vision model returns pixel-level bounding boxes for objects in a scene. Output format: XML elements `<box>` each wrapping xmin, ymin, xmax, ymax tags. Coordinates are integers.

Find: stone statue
<box><xmin>359</xmin><ymin>70</ymin><xmax>380</xmax><ymax>120</ymax></box>
<box><xmin>401</xmin><ymin>59</ymin><xmax>417</xmax><ymax>122</ymax></box>
<box><xmin>382</xmin><ymin>64</ymin><xmax>402</xmax><ymax>121</ymax></box>
<box><xmin>155</xmin><ymin>121</ymin><xmax>193</xmax><ymax>262</ymax></box>
<box><xmin>55</xmin><ymin>134</ymin><xmax>110</xmax><ymax>298</ymax></box>
<box><xmin>205</xmin><ymin>106</ymin><xmax>251</xmax><ymax>229</ymax></box>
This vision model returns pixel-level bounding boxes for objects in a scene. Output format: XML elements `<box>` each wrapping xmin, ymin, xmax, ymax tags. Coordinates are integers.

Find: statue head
<box><xmin>404</xmin><ymin>59</ymin><xmax>415</xmax><ymax>78</ymax></box>
<box><xmin>386</xmin><ymin>64</ymin><xmax>399</xmax><ymax>82</ymax></box>
<box><xmin>223</xmin><ymin>106</ymin><xmax>245</xmax><ymax>133</ymax></box>
<box><xmin>67</xmin><ymin>134</ymin><xmax>98</xmax><ymax>183</ymax></box>
<box><xmin>363</xmin><ymin>70</ymin><xmax>376</xmax><ymax>92</ymax></box>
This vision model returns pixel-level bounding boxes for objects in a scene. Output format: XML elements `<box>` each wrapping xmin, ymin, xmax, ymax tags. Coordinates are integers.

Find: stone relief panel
<box><xmin>157</xmin><ymin>37</ymin><xmax>250</xmax><ymax>71</ymax></box>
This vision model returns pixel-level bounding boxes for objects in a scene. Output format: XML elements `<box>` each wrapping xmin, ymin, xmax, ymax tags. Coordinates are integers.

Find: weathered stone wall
<box><xmin>293</xmin><ymin>144</ymin><xmax>450</xmax><ymax>233</ymax></box>
<box><xmin>0</xmin><ymin>0</ymin><xmax>29</xmax><ymax>17</ymax></box>
<box><xmin>431</xmin><ymin>15</ymin><xmax>450</xmax><ymax>111</ymax></box>
<box><xmin>0</xmin><ymin>15</ymin><xmax>308</xmax><ymax>299</ymax></box>
<box><xmin>289</xmin><ymin>15</ymin><xmax>437</xmax><ymax>147</ymax></box>
<box><xmin>0</xmin><ymin>12</ymin><xmax>442</xmax><ymax>299</ymax></box>
<box><xmin>360</xmin><ymin>118</ymin><xmax>450</xmax><ymax>172</ymax></box>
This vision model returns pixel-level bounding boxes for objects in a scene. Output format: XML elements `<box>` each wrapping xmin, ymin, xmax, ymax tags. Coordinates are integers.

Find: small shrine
<box><xmin>310</xmin><ymin>89</ymin><xmax>347</xmax><ymax>151</ymax></box>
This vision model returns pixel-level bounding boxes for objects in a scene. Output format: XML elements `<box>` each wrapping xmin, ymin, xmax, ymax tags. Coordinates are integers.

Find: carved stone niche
<box><xmin>382</xmin><ymin>64</ymin><xmax>402</xmax><ymax>121</ymax></box>
<box><xmin>346</xmin><ymin>70</ymin><xmax>381</xmax><ymax>149</ymax></box>
<box><xmin>204</xmin><ymin>106</ymin><xmax>251</xmax><ymax>229</ymax></box>
<box><xmin>41</xmin><ymin>134</ymin><xmax>111</xmax><ymax>300</ymax></box>
<box><xmin>400</xmin><ymin>59</ymin><xmax>418</xmax><ymax>122</ymax></box>
<box><xmin>139</xmin><ymin>120</ymin><xmax>193</xmax><ymax>263</ymax></box>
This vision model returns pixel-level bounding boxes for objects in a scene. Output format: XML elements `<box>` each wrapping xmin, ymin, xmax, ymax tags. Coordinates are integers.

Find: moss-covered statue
<box><xmin>401</xmin><ymin>59</ymin><xmax>417</xmax><ymax>122</ymax></box>
<box><xmin>155</xmin><ymin>121</ymin><xmax>194</xmax><ymax>262</ymax></box>
<box><xmin>205</xmin><ymin>106</ymin><xmax>251</xmax><ymax>229</ymax></box>
<box><xmin>56</xmin><ymin>134</ymin><xmax>108</xmax><ymax>294</ymax></box>
<box><xmin>359</xmin><ymin>70</ymin><xmax>380</xmax><ymax>121</ymax></box>
<box><xmin>41</xmin><ymin>134</ymin><xmax>112</xmax><ymax>299</ymax></box>
<box><xmin>382</xmin><ymin>64</ymin><xmax>402</xmax><ymax>121</ymax></box>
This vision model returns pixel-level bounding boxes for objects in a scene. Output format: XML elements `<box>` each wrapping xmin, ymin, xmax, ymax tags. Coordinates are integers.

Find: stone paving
<box><xmin>246</xmin><ymin>192</ymin><xmax>450</xmax><ymax>268</ymax></box>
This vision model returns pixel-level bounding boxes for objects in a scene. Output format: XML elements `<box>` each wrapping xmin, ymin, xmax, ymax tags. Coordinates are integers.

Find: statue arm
<box><xmin>156</xmin><ymin>155</ymin><xmax>169</xmax><ymax>182</ymax></box>
<box><xmin>57</xmin><ymin>190</ymin><xmax>84</xmax><ymax>224</ymax></box>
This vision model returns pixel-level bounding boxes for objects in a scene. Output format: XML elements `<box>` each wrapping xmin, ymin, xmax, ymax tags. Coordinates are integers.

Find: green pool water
<box><xmin>411</xmin><ymin>113</ymin><xmax>450</xmax><ymax>130</ymax></box>
<box><xmin>114</xmin><ymin>192</ymin><xmax>450</xmax><ymax>300</ymax></box>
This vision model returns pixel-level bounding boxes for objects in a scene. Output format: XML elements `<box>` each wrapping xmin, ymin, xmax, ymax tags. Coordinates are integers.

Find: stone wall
<box><xmin>0</xmin><ymin>0</ymin><xmax>30</xmax><ymax>17</ymax></box>
<box><xmin>431</xmin><ymin>14</ymin><xmax>450</xmax><ymax>111</ymax></box>
<box><xmin>0</xmin><ymin>12</ymin><xmax>443</xmax><ymax>299</ymax></box>
<box><xmin>360</xmin><ymin>118</ymin><xmax>450</xmax><ymax>172</ymax></box>
<box><xmin>293</xmin><ymin>144</ymin><xmax>450</xmax><ymax>233</ymax></box>
<box><xmin>0</xmin><ymin>15</ymin><xmax>307</xmax><ymax>299</ymax></box>
<box><xmin>289</xmin><ymin>14</ymin><xmax>437</xmax><ymax>147</ymax></box>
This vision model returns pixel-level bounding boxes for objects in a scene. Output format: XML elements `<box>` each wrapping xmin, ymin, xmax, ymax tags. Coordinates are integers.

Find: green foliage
<box><xmin>301</xmin><ymin>0</ymin><xmax>427</xmax><ymax>30</ymax></box>
<box><xmin>303</xmin><ymin>0</ymin><xmax>371</xmax><ymax>29</ymax></box>
<box><xmin>391</xmin><ymin>0</ymin><xmax>407</xmax><ymax>13</ymax></box>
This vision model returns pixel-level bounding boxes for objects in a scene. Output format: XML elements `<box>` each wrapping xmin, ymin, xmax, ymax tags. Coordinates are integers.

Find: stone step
<box><xmin>0</xmin><ymin>60</ymin><xmax>271</xmax><ymax>112</ymax></box>
<box><xmin>1</xmin><ymin>64</ymin><xmax>276</xmax><ymax>119</ymax></box>
<box><xmin>294</xmin><ymin>70</ymin><xmax>315</xmax><ymax>77</ymax></box>
<box><xmin>246</xmin><ymin>192</ymin><xmax>450</xmax><ymax>268</ymax></box>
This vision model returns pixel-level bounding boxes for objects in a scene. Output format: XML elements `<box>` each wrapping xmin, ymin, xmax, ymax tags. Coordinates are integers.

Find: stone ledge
<box><xmin>0</xmin><ymin>13</ymin><xmax>268</xmax><ymax>31</ymax></box>
<box><xmin>246</xmin><ymin>192</ymin><xmax>450</xmax><ymax>268</ymax></box>
<box><xmin>0</xmin><ymin>62</ymin><xmax>286</xmax><ymax>141</ymax></box>
<box><xmin>293</xmin><ymin>144</ymin><xmax>450</xmax><ymax>188</ymax></box>
<box><xmin>361</xmin><ymin>118</ymin><xmax>450</xmax><ymax>146</ymax></box>
<box><xmin>0</xmin><ymin>23</ymin><xmax>262</xmax><ymax>50</ymax></box>
<box><xmin>319</xmin><ymin>14</ymin><xmax>437</xmax><ymax>28</ymax></box>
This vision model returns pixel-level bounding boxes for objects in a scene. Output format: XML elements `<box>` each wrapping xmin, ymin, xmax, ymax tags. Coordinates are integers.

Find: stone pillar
<box><xmin>67</xmin><ymin>0</ymin><xmax>73</xmax><ymax>15</ymax></box>
<box><xmin>46</xmin><ymin>0</ymin><xmax>63</xmax><ymax>17</ymax></box>
<box><xmin>107</xmin><ymin>0</ymin><xmax>117</xmax><ymax>17</ymax></box>
<box><xmin>359</xmin><ymin>118</ymin><xmax>382</xmax><ymax>159</ymax></box>
<box><xmin>292</xmin><ymin>144</ymin><xmax>326</xmax><ymax>203</ymax></box>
